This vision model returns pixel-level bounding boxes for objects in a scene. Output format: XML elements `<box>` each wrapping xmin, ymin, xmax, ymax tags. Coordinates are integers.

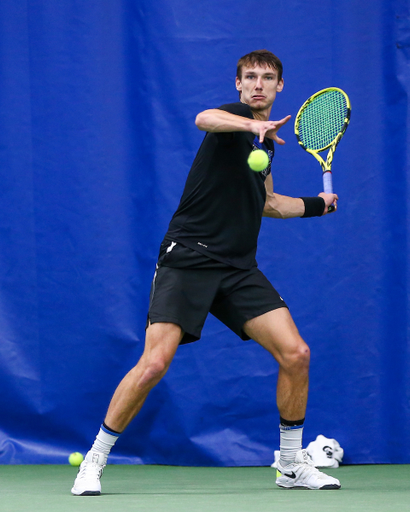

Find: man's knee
<box><xmin>140</xmin><ymin>356</ymin><xmax>169</xmax><ymax>385</ymax></box>
<box><xmin>136</xmin><ymin>323</ymin><xmax>182</xmax><ymax>388</ymax></box>
<box><xmin>133</xmin><ymin>352</ymin><xmax>173</xmax><ymax>391</ymax></box>
<box><xmin>281</xmin><ymin>341</ymin><xmax>310</xmax><ymax>373</ymax></box>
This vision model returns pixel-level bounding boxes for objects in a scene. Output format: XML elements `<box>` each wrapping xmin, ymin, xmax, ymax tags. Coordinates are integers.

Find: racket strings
<box><xmin>298</xmin><ymin>90</ymin><xmax>348</xmax><ymax>151</ymax></box>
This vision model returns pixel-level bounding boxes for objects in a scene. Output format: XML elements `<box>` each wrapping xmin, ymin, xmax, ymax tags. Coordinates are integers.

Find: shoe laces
<box><xmin>280</xmin><ymin>450</ymin><xmax>318</xmax><ymax>478</ymax></box>
<box><xmin>293</xmin><ymin>450</ymin><xmax>332</xmax><ymax>481</ymax></box>
<box><xmin>76</xmin><ymin>460</ymin><xmax>105</xmax><ymax>481</ymax></box>
<box><xmin>297</xmin><ymin>449</ymin><xmax>316</xmax><ymax>467</ymax></box>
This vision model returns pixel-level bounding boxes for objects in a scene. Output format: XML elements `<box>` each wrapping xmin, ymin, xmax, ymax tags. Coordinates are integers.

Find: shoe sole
<box><xmin>71</xmin><ymin>490</ymin><xmax>101</xmax><ymax>496</ymax></box>
<box><xmin>276</xmin><ymin>483</ymin><xmax>341</xmax><ymax>490</ymax></box>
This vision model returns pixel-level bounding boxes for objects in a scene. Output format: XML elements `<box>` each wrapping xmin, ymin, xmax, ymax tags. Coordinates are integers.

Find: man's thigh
<box><xmin>243</xmin><ymin>308</ymin><xmax>307</xmax><ymax>364</ymax></box>
<box><xmin>210</xmin><ymin>266</ymin><xmax>288</xmax><ymax>340</ymax></box>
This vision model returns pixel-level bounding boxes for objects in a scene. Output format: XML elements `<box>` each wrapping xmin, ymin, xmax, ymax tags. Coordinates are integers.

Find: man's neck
<box><xmin>251</xmin><ymin>109</ymin><xmax>271</xmax><ymax>121</ymax></box>
<box><xmin>240</xmin><ymin>99</ymin><xmax>272</xmax><ymax>121</ymax></box>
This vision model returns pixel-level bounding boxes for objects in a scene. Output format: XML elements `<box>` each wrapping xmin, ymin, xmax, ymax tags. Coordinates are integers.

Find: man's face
<box><xmin>235</xmin><ymin>64</ymin><xmax>284</xmax><ymax>112</ymax></box>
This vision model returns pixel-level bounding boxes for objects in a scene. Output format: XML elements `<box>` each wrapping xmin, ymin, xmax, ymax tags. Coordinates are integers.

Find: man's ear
<box><xmin>277</xmin><ymin>78</ymin><xmax>284</xmax><ymax>93</ymax></box>
<box><xmin>235</xmin><ymin>76</ymin><xmax>242</xmax><ymax>93</ymax></box>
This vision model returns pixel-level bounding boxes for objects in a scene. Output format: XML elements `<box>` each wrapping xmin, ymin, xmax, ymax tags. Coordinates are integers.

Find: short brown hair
<box><xmin>236</xmin><ymin>49</ymin><xmax>283</xmax><ymax>81</ymax></box>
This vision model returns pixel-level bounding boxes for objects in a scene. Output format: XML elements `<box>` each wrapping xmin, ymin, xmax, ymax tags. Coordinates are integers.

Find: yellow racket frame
<box><xmin>295</xmin><ymin>87</ymin><xmax>351</xmax><ymax>180</ymax></box>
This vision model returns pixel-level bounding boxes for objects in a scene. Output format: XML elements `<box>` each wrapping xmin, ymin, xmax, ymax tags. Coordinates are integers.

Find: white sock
<box><xmin>279</xmin><ymin>425</ymin><xmax>303</xmax><ymax>467</ymax></box>
<box><xmin>88</xmin><ymin>424</ymin><xmax>120</xmax><ymax>461</ymax></box>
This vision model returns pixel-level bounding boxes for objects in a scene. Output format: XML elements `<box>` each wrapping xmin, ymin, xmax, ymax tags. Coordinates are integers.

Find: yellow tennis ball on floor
<box><xmin>69</xmin><ymin>452</ymin><xmax>84</xmax><ymax>466</ymax></box>
<box><xmin>247</xmin><ymin>149</ymin><xmax>269</xmax><ymax>172</ymax></box>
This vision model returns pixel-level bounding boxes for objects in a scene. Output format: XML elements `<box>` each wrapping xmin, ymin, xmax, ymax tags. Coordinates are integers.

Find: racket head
<box><xmin>295</xmin><ymin>87</ymin><xmax>351</xmax><ymax>153</ymax></box>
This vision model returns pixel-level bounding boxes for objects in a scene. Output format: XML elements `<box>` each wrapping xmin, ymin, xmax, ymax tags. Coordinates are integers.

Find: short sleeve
<box><xmin>218</xmin><ymin>102</ymin><xmax>254</xmax><ymax>119</ymax></box>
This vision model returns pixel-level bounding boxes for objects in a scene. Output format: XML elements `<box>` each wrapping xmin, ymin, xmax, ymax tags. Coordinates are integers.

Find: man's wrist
<box><xmin>300</xmin><ymin>197</ymin><xmax>325</xmax><ymax>217</ymax></box>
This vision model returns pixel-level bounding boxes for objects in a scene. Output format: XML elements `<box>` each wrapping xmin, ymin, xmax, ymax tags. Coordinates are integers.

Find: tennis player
<box><xmin>72</xmin><ymin>49</ymin><xmax>340</xmax><ymax>495</ymax></box>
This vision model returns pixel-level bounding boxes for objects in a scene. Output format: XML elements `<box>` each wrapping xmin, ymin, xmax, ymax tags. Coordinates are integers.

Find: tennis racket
<box><xmin>295</xmin><ymin>87</ymin><xmax>351</xmax><ymax>211</ymax></box>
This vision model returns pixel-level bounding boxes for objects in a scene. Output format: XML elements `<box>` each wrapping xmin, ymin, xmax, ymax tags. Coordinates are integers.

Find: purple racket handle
<box><xmin>323</xmin><ymin>171</ymin><xmax>335</xmax><ymax>212</ymax></box>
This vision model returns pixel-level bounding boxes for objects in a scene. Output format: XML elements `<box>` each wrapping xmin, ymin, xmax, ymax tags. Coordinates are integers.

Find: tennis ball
<box><xmin>248</xmin><ymin>149</ymin><xmax>269</xmax><ymax>172</ymax></box>
<box><xmin>69</xmin><ymin>452</ymin><xmax>84</xmax><ymax>466</ymax></box>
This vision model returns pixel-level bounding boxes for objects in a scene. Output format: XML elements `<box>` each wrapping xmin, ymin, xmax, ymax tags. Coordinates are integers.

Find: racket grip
<box><xmin>322</xmin><ymin>171</ymin><xmax>335</xmax><ymax>213</ymax></box>
<box><xmin>322</xmin><ymin>171</ymin><xmax>333</xmax><ymax>194</ymax></box>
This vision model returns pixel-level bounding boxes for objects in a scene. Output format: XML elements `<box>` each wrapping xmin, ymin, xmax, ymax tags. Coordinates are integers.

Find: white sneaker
<box><xmin>71</xmin><ymin>451</ymin><xmax>107</xmax><ymax>496</ymax></box>
<box><xmin>276</xmin><ymin>449</ymin><xmax>341</xmax><ymax>490</ymax></box>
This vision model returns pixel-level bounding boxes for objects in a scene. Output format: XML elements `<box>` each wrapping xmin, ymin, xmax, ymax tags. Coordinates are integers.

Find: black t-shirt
<box><xmin>163</xmin><ymin>102</ymin><xmax>274</xmax><ymax>269</ymax></box>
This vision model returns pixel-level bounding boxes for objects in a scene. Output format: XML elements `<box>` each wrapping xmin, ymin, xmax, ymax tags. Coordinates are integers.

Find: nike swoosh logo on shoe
<box><xmin>284</xmin><ymin>471</ymin><xmax>297</xmax><ymax>479</ymax></box>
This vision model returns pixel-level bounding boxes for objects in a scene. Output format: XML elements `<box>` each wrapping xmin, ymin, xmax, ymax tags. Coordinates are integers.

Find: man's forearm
<box><xmin>195</xmin><ymin>109</ymin><xmax>254</xmax><ymax>133</ymax></box>
<box><xmin>263</xmin><ymin>193</ymin><xmax>305</xmax><ymax>219</ymax></box>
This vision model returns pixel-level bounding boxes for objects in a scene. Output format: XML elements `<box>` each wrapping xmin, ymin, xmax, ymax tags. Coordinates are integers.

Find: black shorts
<box><xmin>147</xmin><ymin>241</ymin><xmax>288</xmax><ymax>344</ymax></box>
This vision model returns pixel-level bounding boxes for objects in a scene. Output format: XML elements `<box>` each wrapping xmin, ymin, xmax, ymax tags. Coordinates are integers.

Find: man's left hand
<box><xmin>319</xmin><ymin>192</ymin><xmax>338</xmax><ymax>215</ymax></box>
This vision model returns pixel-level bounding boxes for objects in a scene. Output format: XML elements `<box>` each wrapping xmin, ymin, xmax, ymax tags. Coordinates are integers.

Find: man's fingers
<box><xmin>273</xmin><ymin>135</ymin><xmax>286</xmax><ymax>145</ymax></box>
<box><xmin>276</xmin><ymin>115</ymin><xmax>292</xmax><ymax>127</ymax></box>
<box><xmin>257</xmin><ymin>116</ymin><xmax>291</xmax><ymax>143</ymax></box>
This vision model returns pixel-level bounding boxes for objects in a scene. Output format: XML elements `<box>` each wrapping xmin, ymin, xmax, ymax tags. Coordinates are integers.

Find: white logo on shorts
<box><xmin>166</xmin><ymin>241</ymin><xmax>177</xmax><ymax>253</ymax></box>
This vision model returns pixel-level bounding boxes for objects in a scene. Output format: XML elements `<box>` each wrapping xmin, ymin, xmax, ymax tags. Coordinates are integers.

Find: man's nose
<box><xmin>255</xmin><ymin>77</ymin><xmax>263</xmax><ymax>88</ymax></box>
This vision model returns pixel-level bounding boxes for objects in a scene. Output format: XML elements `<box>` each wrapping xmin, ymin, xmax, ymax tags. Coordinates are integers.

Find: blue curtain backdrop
<box><xmin>0</xmin><ymin>0</ymin><xmax>409</xmax><ymax>465</ymax></box>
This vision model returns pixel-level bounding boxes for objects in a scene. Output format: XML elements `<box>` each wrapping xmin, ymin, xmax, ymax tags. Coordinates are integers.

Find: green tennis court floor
<box><xmin>1</xmin><ymin>464</ymin><xmax>409</xmax><ymax>512</ymax></box>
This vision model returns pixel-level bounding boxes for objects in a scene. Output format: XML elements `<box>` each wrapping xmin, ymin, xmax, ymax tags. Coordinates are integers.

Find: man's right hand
<box><xmin>251</xmin><ymin>115</ymin><xmax>291</xmax><ymax>144</ymax></box>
